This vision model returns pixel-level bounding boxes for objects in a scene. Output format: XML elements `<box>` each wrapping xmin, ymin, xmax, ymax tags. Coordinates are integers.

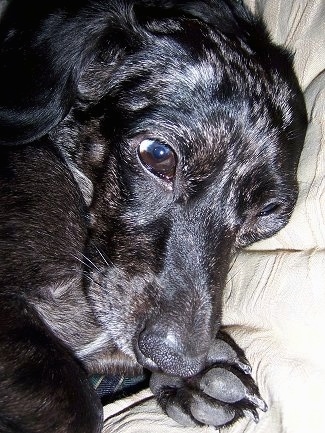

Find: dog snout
<box><xmin>133</xmin><ymin>213</ymin><xmax>225</xmax><ymax>377</ymax></box>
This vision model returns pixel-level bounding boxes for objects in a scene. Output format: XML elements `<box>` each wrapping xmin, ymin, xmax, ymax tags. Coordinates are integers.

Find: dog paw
<box><xmin>150</xmin><ymin>332</ymin><xmax>267</xmax><ymax>428</ymax></box>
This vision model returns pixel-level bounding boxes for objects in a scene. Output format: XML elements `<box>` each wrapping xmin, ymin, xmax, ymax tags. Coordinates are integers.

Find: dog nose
<box><xmin>137</xmin><ymin>325</ymin><xmax>209</xmax><ymax>377</ymax></box>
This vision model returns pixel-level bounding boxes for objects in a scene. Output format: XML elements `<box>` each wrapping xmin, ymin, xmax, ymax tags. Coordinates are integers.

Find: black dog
<box><xmin>0</xmin><ymin>0</ymin><xmax>307</xmax><ymax>432</ymax></box>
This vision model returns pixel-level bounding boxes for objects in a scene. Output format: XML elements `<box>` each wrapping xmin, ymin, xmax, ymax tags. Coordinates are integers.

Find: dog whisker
<box><xmin>83</xmin><ymin>272</ymin><xmax>105</xmax><ymax>290</ymax></box>
<box><xmin>81</xmin><ymin>253</ymin><xmax>102</xmax><ymax>272</ymax></box>
<box><xmin>93</xmin><ymin>244</ymin><xmax>113</xmax><ymax>267</ymax></box>
<box><xmin>72</xmin><ymin>253</ymin><xmax>101</xmax><ymax>273</ymax></box>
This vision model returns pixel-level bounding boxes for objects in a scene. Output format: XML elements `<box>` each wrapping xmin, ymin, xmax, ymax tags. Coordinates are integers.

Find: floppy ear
<box><xmin>134</xmin><ymin>0</ymin><xmax>262</xmax><ymax>38</ymax></box>
<box><xmin>0</xmin><ymin>0</ymin><xmax>254</xmax><ymax>146</ymax></box>
<box><xmin>0</xmin><ymin>1</ymin><xmax>99</xmax><ymax>145</ymax></box>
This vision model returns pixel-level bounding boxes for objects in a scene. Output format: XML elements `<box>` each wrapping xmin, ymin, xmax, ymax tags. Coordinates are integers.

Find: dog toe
<box><xmin>190</xmin><ymin>394</ymin><xmax>236</xmax><ymax>427</ymax></box>
<box><xmin>200</xmin><ymin>367</ymin><xmax>248</xmax><ymax>403</ymax></box>
<box><xmin>165</xmin><ymin>399</ymin><xmax>198</xmax><ymax>427</ymax></box>
<box><xmin>207</xmin><ymin>331</ymin><xmax>252</xmax><ymax>374</ymax></box>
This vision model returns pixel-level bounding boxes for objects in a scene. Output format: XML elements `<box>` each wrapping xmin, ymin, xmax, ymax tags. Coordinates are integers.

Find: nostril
<box><xmin>137</xmin><ymin>328</ymin><xmax>207</xmax><ymax>377</ymax></box>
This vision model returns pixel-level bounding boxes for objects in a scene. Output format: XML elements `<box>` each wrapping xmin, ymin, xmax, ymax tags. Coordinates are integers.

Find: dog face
<box><xmin>0</xmin><ymin>0</ymin><xmax>307</xmax><ymax>403</ymax></box>
<box><xmin>48</xmin><ymin>2</ymin><xmax>307</xmax><ymax>377</ymax></box>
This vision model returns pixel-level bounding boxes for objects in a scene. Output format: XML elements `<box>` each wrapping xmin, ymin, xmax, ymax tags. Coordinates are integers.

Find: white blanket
<box><xmin>103</xmin><ymin>1</ymin><xmax>325</xmax><ymax>432</ymax></box>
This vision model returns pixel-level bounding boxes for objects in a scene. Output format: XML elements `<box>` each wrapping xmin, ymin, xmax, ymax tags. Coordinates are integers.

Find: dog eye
<box><xmin>258</xmin><ymin>202</ymin><xmax>281</xmax><ymax>217</ymax></box>
<box><xmin>138</xmin><ymin>139</ymin><xmax>176</xmax><ymax>180</ymax></box>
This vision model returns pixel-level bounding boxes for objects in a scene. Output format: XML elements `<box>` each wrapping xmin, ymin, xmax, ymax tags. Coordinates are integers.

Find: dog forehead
<box><xmin>112</xmin><ymin>62</ymin><xmax>282</xmax><ymax>189</ymax></box>
<box><xmin>112</xmin><ymin>32</ymin><xmax>283</xmax><ymax>129</ymax></box>
<box><xmin>156</xmin><ymin>50</ymin><xmax>222</xmax><ymax>97</ymax></box>
<box><xmin>83</xmin><ymin>19</ymin><xmax>296</xmax><ymax>188</ymax></box>
<box><xmin>122</xmin><ymin>54</ymin><xmax>276</xmax><ymax>159</ymax></box>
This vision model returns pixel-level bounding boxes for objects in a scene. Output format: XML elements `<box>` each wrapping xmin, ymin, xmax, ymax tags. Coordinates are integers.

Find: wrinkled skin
<box><xmin>0</xmin><ymin>0</ymin><xmax>307</xmax><ymax>432</ymax></box>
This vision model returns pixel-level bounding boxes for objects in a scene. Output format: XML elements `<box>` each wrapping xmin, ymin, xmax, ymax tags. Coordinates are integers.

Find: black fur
<box><xmin>0</xmin><ymin>0</ymin><xmax>307</xmax><ymax>432</ymax></box>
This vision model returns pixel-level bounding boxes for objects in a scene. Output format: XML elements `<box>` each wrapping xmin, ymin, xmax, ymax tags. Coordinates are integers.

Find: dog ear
<box><xmin>134</xmin><ymin>0</ymin><xmax>261</xmax><ymax>38</ymax></box>
<box><xmin>0</xmin><ymin>1</ymin><xmax>97</xmax><ymax>145</ymax></box>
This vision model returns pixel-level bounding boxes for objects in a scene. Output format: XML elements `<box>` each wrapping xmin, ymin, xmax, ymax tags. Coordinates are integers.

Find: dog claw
<box><xmin>207</xmin><ymin>333</ymin><xmax>252</xmax><ymax>375</ymax></box>
<box><xmin>237</xmin><ymin>360</ymin><xmax>252</xmax><ymax>375</ymax></box>
<box><xmin>243</xmin><ymin>408</ymin><xmax>259</xmax><ymax>423</ymax></box>
<box><xmin>246</xmin><ymin>392</ymin><xmax>268</xmax><ymax>412</ymax></box>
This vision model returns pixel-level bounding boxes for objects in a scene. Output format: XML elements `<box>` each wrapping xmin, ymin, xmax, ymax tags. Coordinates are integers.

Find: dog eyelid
<box><xmin>258</xmin><ymin>202</ymin><xmax>281</xmax><ymax>217</ymax></box>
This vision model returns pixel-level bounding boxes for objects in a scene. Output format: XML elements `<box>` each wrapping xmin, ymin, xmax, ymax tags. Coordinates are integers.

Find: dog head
<box><xmin>0</xmin><ymin>0</ymin><xmax>307</xmax><ymax>377</ymax></box>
